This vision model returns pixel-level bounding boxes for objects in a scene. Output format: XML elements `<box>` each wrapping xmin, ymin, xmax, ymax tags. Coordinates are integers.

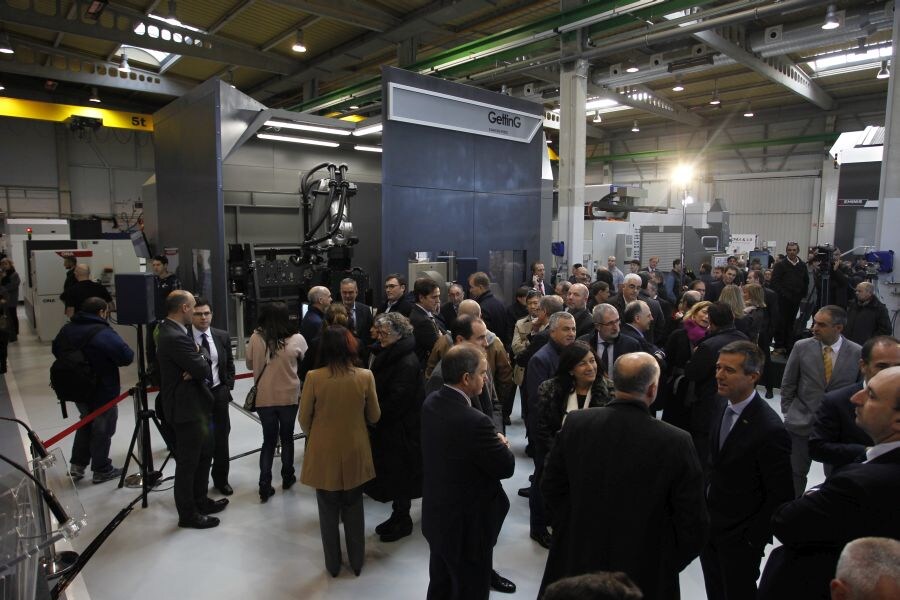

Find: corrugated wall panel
<box><xmin>715</xmin><ymin>177</ymin><xmax>815</xmax><ymax>253</ymax></box>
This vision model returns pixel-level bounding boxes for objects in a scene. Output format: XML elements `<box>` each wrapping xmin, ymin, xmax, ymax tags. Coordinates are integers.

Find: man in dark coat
<box><xmin>300</xmin><ymin>285</ymin><xmax>331</xmax><ymax>343</ymax></box>
<box><xmin>468</xmin><ymin>271</ymin><xmax>510</xmax><ymax>347</ymax></box>
<box><xmin>409</xmin><ymin>277</ymin><xmax>446</xmax><ymax>367</ymax></box>
<box><xmin>758</xmin><ymin>366</ymin><xmax>900</xmax><ymax>599</ymax></box>
<box><xmin>684</xmin><ymin>302</ymin><xmax>749</xmax><ymax>469</ymax></box>
<box><xmin>156</xmin><ymin>290</ymin><xmax>224</xmax><ymax>529</ymax></box>
<box><xmin>189</xmin><ymin>297</ymin><xmax>236</xmax><ymax>496</ymax></box>
<box><xmin>53</xmin><ymin>297</ymin><xmax>134</xmax><ymax>483</ymax></box>
<box><xmin>540</xmin><ymin>352</ymin><xmax>708</xmax><ymax>599</ymax></box>
<box><xmin>701</xmin><ymin>341</ymin><xmax>794</xmax><ymax>600</ymax></box>
<box><xmin>619</xmin><ymin>300</ymin><xmax>666</xmax><ymax>370</ymax></box>
<box><xmin>808</xmin><ymin>335</ymin><xmax>899</xmax><ymax>475</ymax></box>
<box><xmin>339</xmin><ymin>278</ymin><xmax>374</xmax><ymax>361</ymax></box>
<box><xmin>844</xmin><ymin>282</ymin><xmax>892</xmax><ymax>345</ymax></box>
<box><xmin>439</xmin><ymin>283</ymin><xmax>464</xmax><ymax>328</ymax></box>
<box><xmin>421</xmin><ymin>344</ymin><xmax>515</xmax><ymax>600</ymax></box>
<box><xmin>367</xmin><ymin>312</ymin><xmax>425</xmax><ymax>543</ymax></box>
<box><xmin>378</xmin><ymin>273</ymin><xmax>413</xmax><ymax>317</ymax></box>
<box><xmin>577</xmin><ymin>303</ymin><xmax>641</xmax><ymax>378</ymax></box>
<box><xmin>770</xmin><ymin>241</ymin><xmax>809</xmax><ymax>351</ymax></box>
<box><xmin>565</xmin><ymin>283</ymin><xmax>593</xmax><ymax>338</ymax></box>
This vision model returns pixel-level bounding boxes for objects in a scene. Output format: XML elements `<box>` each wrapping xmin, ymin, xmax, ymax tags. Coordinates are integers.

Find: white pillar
<box><xmin>558</xmin><ymin>59</ymin><xmax>587</xmax><ymax>273</ymax></box>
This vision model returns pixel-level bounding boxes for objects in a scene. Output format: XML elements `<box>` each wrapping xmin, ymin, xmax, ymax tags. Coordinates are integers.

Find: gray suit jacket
<box><xmin>780</xmin><ymin>336</ymin><xmax>861</xmax><ymax>436</ymax></box>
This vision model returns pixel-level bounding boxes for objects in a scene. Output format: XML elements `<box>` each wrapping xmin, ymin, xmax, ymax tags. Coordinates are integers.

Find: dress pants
<box><xmin>529</xmin><ymin>443</ymin><xmax>548</xmax><ymax>534</ymax></box>
<box><xmin>789</xmin><ymin>431</ymin><xmax>811</xmax><ymax>497</ymax></box>
<box><xmin>172</xmin><ymin>417</ymin><xmax>213</xmax><ymax>521</ymax></box>
<box><xmin>6</xmin><ymin>305</ymin><xmax>18</xmax><ymax>341</ymax></box>
<box><xmin>71</xmin><ymin>401</ymin><xmax>118</xmax><ymax>472</ymax></box>
<box><xmin>426</xmin><ymin>539</ymin><xmax>493</xmax><ymax>600</ymax></box>
<box><xmin>209</xmin><ymin>385</ymin><xmax>232</xmax><ymax>487</ymax></box>
<box><xmin>315</xmin><ymin>487</ymin><xmax>365</xmax><ymax>575</ymax></box>
<box><xmin>700</xmin><ymin>536</ymin><xmax>765</xmax><ymax>600</ymax></box>
<box><xmin>257</xmin><ymin>404</ymin><xmax>298</xmax><ymax>486</ymax></box>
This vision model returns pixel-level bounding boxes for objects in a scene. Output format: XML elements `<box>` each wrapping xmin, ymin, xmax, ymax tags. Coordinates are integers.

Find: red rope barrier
<box><xmin>45</xmin><ymin>371</ymin><xmax>257</xmax><ymax>448</ymax></box>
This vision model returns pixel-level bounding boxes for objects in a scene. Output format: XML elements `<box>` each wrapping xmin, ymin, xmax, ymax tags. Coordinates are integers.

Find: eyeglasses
<box><xmin>384</xmin><ymin>283</ymin><xmax>399</xmax><ymax>289</ymax></box>
<box><xmin>595</xmin><ymin>318</ymin><xmax>620</xmax><ymax>327</ymax></box>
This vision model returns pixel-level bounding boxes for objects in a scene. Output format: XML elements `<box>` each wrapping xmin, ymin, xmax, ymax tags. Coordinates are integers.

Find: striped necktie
<box><xmin>823</xmin><ymin>346</ymin><xmax>833</xmax><ymax>384</ymax></box>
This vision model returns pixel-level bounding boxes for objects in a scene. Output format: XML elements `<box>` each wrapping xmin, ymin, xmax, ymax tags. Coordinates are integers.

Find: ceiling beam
<box><xmin>265</xmin><ymin>0</ymin><xmax>401</xmax><ymax>32</ymax></box>
<box><xmin>587</xmin><ymin>83</ymin><xmax>707</xmax><ymax>127</ymax></box>
<box><xmin>0</xmin><ymin>3</ymin><xmax>298</xmax><ymax>75</ymax></box>
<box><xmin>0</xmin><ymin>59</ymin><xmax>194</xmax><ymax>97</ymax></box>
<box><xmin>691</xmin><ymin>29</ymin><xmax>836</xmax><ymax>110</ymax></box>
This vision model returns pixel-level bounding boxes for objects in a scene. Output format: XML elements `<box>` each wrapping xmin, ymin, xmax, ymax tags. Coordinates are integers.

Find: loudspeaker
<box><xmin>115</xmin><ymin>273</ymin><xmax>157</xmax><ymax>325</ymax></box>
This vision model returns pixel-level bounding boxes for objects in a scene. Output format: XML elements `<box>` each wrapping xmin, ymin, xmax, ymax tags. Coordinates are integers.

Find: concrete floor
<box><xmin>3</xmin><ymin>307</ymin><xmax>824</xmax><ymax>600</ymax></box>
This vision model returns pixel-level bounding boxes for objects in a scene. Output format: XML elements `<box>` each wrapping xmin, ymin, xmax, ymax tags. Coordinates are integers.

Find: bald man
<box><xmin>300</xmin><ymin>285</ymin><xmax>332</xmax><ymax>342</ymax></box>
<box><xmin>759</xmin><ymin>366</ymin><xmax>900</xmax><ymax>598</ymax></box>
<box><xmin>540</xmin><ymin>352</ymin><xmax>707</xmax><ymax>598</ymax></box>
<box><xmin>845</xmin><ymin>282</ymin><xmax>891</xmax><ymax>346</ymax></box>
<box><xmin>831</xmin><ymin>537</ymin><xmax>900</xmax><ymax>600</ymax></box>
<box><xmin>60</xmin><ymin>263</ymin><xmax>113</xmax><ymax>318</ymax></box>
<box><xmin>566</xmin><ymin>283</ymin><xmax>593</xmax><ymax>338</ymax></box>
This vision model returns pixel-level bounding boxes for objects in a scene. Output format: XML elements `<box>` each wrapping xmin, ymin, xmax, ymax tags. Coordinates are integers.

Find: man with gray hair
<box><xmin>831</xmin><ymin>537</ymin><xmax>900</xmax><ymax>600</ymax></box>
<box><xmin>540</xmin><ymin>352</ymin><xmax>707</xmax><ymax>598</ymax></box>
<box><xmin>300</xmin><ymin>285</ymin><xmax>332</xmax><ymax>343</ymax></box>
<box><xmin>845</xmin><ymin>281</ymin><xmax>891</xmax><ymax>346</ymax></box>
<box><xmin>525</xmin><ymin>311</ymin><xmax>577</xmax><ymax>549</ymax></box>
<box><xmin>566</xmin><ymin>283</ymin><xmax>593</xmax><ymax>337</ymax></box>
<box><xmin>577</xmin><ymin>303</ymin><xmax>640</xmax><ymax>378</ymax></box>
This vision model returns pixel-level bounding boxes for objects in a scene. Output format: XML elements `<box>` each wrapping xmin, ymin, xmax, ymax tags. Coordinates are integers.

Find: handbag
<box><xmin>244</xmin><ymin>360</ymin><xmax>268</xmax><ymax>412</ymax></box>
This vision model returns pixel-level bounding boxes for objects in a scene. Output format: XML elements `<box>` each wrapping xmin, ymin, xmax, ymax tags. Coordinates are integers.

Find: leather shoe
<box><xmin>517</xmin><ymin>487</ymin><xmax>530</xmax><ymax>498</ymax></box>
<box><xmin>259</xmin><ymin>484</ymin><xmax>275</xmax><ymax>503</ymax></box>
<box><xmin>282</xmin><ymin>475</ymin><xmax>297</xmax><ymax>490</ymax></box>
<box><xmin>530</xmin><ymin>529</ymin><xmax>552</xmax><ymax>549</ymax></box>
<box><xmin>379</xmin><ymin>515</ymin><xmax>413</xmax><ymax>542</ymax></box>
<box><xmin>215</xmin><ymin>483</ymin><xmax>234</xmax><ymax>496</ymax></box>
<box><xmin>197</xmin><ymin>498</ymin><xmax>228</xmax><ymax>515</ymax></box>
<box><xmin>765</xmin><ymin>390</ymin><xmax>774</xmax><ymax>399</ymax></box>
<box><xmin>490</xmin><ymin>570</ymin><xmax>516</xmax><ymax>594</ymax></box>
<box><xmin>178</xmin><ymin>515</ymin><xmax>220</xmax><ymax>529</ymax></box>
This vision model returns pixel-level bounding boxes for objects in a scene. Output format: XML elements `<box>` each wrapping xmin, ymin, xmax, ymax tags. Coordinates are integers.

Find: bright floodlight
<box><xmin>672</xmin><ymin>163</ymin><xmax>694</xmax><ymax>187</ymax></box>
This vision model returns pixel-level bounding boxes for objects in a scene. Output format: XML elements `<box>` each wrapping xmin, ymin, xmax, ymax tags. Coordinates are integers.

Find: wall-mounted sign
<box><xmin>387</xmin><ymin>82</ymin><xmax>542</xmax><ymax>143</ymax></box>
<box><xmin>837</xmin><ymin>198</ymin><xmax>878</xmax><ymax>208</ymax></box>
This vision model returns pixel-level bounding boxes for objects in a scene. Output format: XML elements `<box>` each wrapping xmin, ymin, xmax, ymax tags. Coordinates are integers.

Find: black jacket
<box><xmin>534</xmin><ymin>375</ymin><xmax>613</xmax><ymax>452</ymax></box>
<box><xmin>576</xmin><ymin>331</ymin><xmax>641</xmax><ymax>377</ymax></box>
<box><xmin>476</xmin><ymin>290</ymin><xmax>511</xmax><ymax>347</ymax></box>
<box><xmin>188</xmin><ymin>326</ymin><xmax>235</xmax><ymax>390</ymax></box>
<box><xmin>771</xmin><ymin>257</ymin><xmax>809</xmax><ymax>303</ymax></box>
<box><xmin>377</xmin><ymin>296</ymin><xmax>413</xmax><ymax>317</ymax></box>
<box><xmin>366</xmin><ymin>335</ymin><xmax>424</xmax><ymax>502</ymax></box>
<box><xmin>52</xmin><ymin>313</ymin><xmax>134</xmax><ymax>405</ymax></box>
<box><xmin>409</xmin><ymin>304</ymin><xmax>446</xmax><ymax>367</ymax></box>
<box><xmin>844</xmin><ymin>297</ymin><xmax>892</xmax><ymax>346</ymax></box>
<box><xmin>438</xmin><ymin>301</ymin><xmax>458</xmax><ymax>330</ymax></box>
<box><xmin>808</xmin><ymin>381</ymin><xmax>871</xmax><ymax>471</ymax></box>
<box><xmin>568</xmin><ymin>306</ymin><xmax>593</xmax><ymax>338</ymax></box>
<box><xmin>156</xmin><ymin>318</ymin><xmax>214</xmax><ymax>424</ymax></box>
<box><xmin>684</xmin><ymin>326</ymin><xmax>748</xmax><ymax>437</ymax></box>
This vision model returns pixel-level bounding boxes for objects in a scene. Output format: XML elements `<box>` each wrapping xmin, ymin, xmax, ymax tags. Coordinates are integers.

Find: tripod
<box><xmin>119</xmin><ymin>323</ymin><xmax>170</xmax><ymax>508</ymax></box>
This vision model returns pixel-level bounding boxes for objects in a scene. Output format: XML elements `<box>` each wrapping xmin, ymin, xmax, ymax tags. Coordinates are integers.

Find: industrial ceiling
<box><xmin>0</xmin><ymin>0</ymin><xmax>892</xmax><ymax>136</ymax></box>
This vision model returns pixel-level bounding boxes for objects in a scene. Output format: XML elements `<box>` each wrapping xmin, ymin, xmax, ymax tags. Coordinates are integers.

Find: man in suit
<box><xmin>528</xmin><ymin>261</ymin><xmax>548</xmax><ymax>295</ymax></box>
<box><xmin>409</xmin><ymin>277</ymin><xmax>446</xmax><ymax>367</ymax></box>
<box><xmin>525</xmin><ymin>311</ymin><xmax>577</xmax><ymax>549</ymax></box>
<box><xmin>422</xmin><ymin>344</ymin><xmax>516</xmax><ymax>600</ymax></box>
<box><xmin>300</xmin><ymin>285</ymin><xmax>331</xmax><ymax>342</ymax></box>
<box><xmin>782</xmin><ymin>305</ymin><xmax>862</xmax><ymax>496</ymax></box>
<box><xmin>379</xmin><ymin>273</ymin><xmax>413</xmax><ymax>317</ymax></box>
<box><xmin>685</xmin><ymin>302</ymin><xmax>749</xmax><ymax>468</ymax></box>
<box><xmin>190</xmin><ymin>297</ymin><xmax>236</xmax><ymax>496</ymax></box>
<box><xmin>339</xmin><ymin>278</ymin><xmax>373</xmax><ymax>360</ymax></box>
<box><xmin>565</xmin><ymin>283</ymin><xmax>593</xmax><ymax>338</ymax></box>
<box><xmin>620</xmin><ymin>300</ymin><xmax>666</xmax><ymax>369</ymax></box>
<box><xmin>758</xmin><ymin>366</ymin><xmax>900</xmax><ymax>599</ymax></box>
<box><xmin>577</xmin><ymin>303</ymin><xmax>640</xmax><ymax>378</ymax></box>
<box><xmin>540</xmin><ymin>352</ymin><xmax>708</xmax><ymax>599</ymax></box>
<box><xmin>468</xmin><ymin>271</ymin><xmax>510</xmax><ymax>347</ymax></box>
<box><xmin>701</xmin><ymin>341</ymin><xmax>794</xmax><ymax>600</ymax></box>
<box><xmin>611</xmin><ymin>274</ymin><xmax>663</xmax><ymax>344</ymax></box>
<box><xmin>771</xmin><ymin>241</ymin><xmax>809</xmax><ymax>352</ymax></box>
<box><xmin>707</xmin><ymin>265</ymin><xmax>738</xmax><ymax>303</ymax></box>
<box><xmin>830</xmin><ymin>537</ymin><xmax>900</xmax><ymax>600</ymax></box>
<box><xmin>156</xmin><ymin>290</ymin><xmax>225</xmax><ymax>529</ymax></box>
<box><xmin>809</xmin><ymin>335</ymin><xmax>898</xmax><ymax>474</ymax></box>
<box><xmin>439</xmin><ymin>283</ymin><xmax>464</xmax><ymax>328</ymax></box>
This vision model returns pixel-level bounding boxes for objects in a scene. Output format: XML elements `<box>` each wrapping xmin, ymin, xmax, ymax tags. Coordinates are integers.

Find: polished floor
<box><xmin>3</xmin><ymin>308</ymin><xmax>824</xmax><ymax>600</ymax></box>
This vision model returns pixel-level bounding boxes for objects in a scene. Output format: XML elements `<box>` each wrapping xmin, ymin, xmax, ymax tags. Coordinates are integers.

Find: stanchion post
<box><xmin>232</xmin><ymin>293</ymin><xmax>246</xmax><ymax>360</ymax></box>
<box><xmin>32</xmin><ymin>449</ymin><xmax>78</xmax><ymax>579</ymax></box>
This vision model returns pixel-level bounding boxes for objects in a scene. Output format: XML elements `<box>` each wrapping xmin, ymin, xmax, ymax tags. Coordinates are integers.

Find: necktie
<box><xmin>200</xmin><ymin>333</ymin><xmax>213</xmax><ymax>387</ymax></box>
<box><xmin>823</xmin><ymin>346</ymin><xmax>833</xmax><ymax>384</ymax></box>
<box><xmin>349</xmin><ymin>308</ymin><xmax>356</xmax><ymax>333</ymax></box>
<box><xmin>719</xmin><ymin>406</ymin><xmax>738</xmax><ymax>449</ymax></box>
<box><xmin>600</xmin><ymin>341</ymin><xmax>612</xmax><ymax>375</ymax></box>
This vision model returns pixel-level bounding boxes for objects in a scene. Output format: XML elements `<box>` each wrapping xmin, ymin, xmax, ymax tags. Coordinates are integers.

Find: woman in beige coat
<box><xmin>245</xmin><ymin>302</ymin><xmax>308</xmax><ymax>502</ymax></box>
<box><xmin>299</xmin><ymin>324</ymin><xmax>380</xmax><ymax>577</ymax></box>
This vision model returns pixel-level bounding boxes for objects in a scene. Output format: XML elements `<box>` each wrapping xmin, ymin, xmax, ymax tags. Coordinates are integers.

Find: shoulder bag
<box><xmin>243</xmin><ymin>360</ymin><xmax>268</xmax><ymax>412</ymax></box>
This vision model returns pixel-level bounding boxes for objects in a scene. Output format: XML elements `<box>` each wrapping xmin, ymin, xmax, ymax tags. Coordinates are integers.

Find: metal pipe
<box><xmin>580</xmin><ymin>0</ymin><xmax>828</xmax><ymax>60</ymax></box>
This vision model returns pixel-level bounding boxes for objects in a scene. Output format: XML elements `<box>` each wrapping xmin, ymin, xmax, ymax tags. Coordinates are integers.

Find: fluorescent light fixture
<box><xmin>353</xmin><ymin>122</ymin><xmax>383</xmax><ymax>136</ymax></box>
<box><xmin>89</xmin><ymin>87</ymin><xmax>101</xmax><ymax>103</ymax></box>
<box><xmin>743</xmin><ymin>106</ymin><xmax>754</xmax><ymax>118</ymax></box>
<box><xmin>348</xmin><ymin>105</ymin><xmax>359</xmax><ymax>110</ymax></box>
<box><xmin>631</xmin><ymin>120</ymin><xmax>640</xmax><ymax>133</ymax></box>
<box><xmin>709</xmin><ymin>81</ymin><xmax>720</xmax><ymax>105</ymax></box>
<box><xmin>672</xmin><ymin>76</ymin><xmax>684</xmax><ymax>92</ymax></box>
<box><xmin>876</xmin><ymin>60</ymin><xmax>890</xmax><ymax>79</ymax></box>
<box><xmin>354</xmin><ymin>145</ymin><xmax>382</xmax><ymax>153</ymax></box>
<box><xmin>292</xmin><ymin>30</ymin><xmax>307</xmax><ymax>53</ymax></box>
<box><xmin>593</xmin><ymin>114</ymin><xmax>602</xmax><ymax>123</ymax></box>
<box><xmin>807</xmin><ymin>44</ymin><xmax>893</xmax><ymax>77</ymax></box>
<box><xmin>120</xmin><ymin>55</ymin><xmax>131</xmax><ymax>72</ymax></box>
<box><xmin>256</xmin><ymin>133</ymin><xmax>340</xmax><ymax>147</ymax></box>
<box><xmin>625</xmin><ymin>60</ymin><xmax>640</xmax><ymax>74</ymax></box>
<box><xmin>585</xmin><ymin>98</ymin><xmax>620</xmax><ymax>111</ymax></box>
<box><xmin>166</xmin><ymin>0</ymin><xmax>180</xmax><ymax>25</ymax></box>
<box><xmin>264</xmin><ymin>120</ymin><xmax>351</xmax><ymax>136</ymax></box>
<box><xmin>0</xmin><ymin>31</ymin><xmax>13</xmax><ymax>55</ymax></box>
<box><xmin>822</xmin><ymin>4</ymin><xmax>840</xmax><ymax>30</ymax></box>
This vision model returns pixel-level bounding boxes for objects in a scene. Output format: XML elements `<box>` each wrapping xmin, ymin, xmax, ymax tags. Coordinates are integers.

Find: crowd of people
<box><xmin>42</xmin><ymin>247</ymin><xmax>899</xmax><ymax>599</ymax></box>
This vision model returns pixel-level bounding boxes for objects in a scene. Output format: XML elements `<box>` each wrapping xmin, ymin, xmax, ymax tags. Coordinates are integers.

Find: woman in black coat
<box><xmin>365</xmin><ymin>311</ymin><xmax>424</xmax><ymax>543</ymax></box>
<box><xmin>535</xmin><ymin>341</ymin><xmax>613</xmax><ymax>453</ymax></box>
<box><xmin>661</xmin><ymin>301</ymin><xmax>711</xmax><ymax>431</ymax></box>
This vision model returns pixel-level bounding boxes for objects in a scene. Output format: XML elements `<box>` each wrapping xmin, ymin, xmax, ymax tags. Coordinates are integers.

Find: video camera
<box><xmin>812</xmin><ymin>244</ymin><xmax>836</xmax><ymax>275</ymax></box>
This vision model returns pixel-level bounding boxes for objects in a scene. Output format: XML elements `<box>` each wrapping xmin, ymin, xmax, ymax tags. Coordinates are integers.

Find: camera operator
<box><xmin>809</xmin><ymin>246</ymin><xmax>853</xmax><ymax>311</ymax></box>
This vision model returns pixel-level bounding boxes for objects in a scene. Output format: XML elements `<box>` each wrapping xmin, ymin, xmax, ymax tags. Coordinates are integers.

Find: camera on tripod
<box><xmin>812</xmin><ymin>244</ymin><xmax>836</xmax><ymax>274</ymax></box>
